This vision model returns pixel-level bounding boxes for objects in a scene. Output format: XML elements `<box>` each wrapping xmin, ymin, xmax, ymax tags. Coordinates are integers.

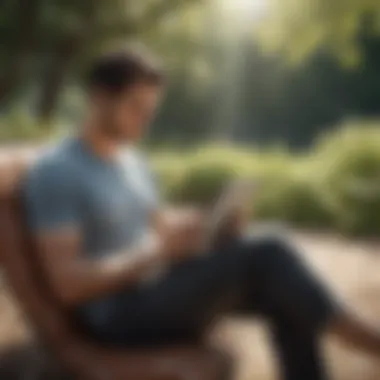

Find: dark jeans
<box><xmin>78</xmin><ymin>234</ymin><xmax>336</xmax><ymax>380</ymax></box>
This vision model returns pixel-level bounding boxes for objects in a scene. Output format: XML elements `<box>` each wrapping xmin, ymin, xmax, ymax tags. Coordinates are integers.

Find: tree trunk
<box><xmin>0</xmin><ymin>0</ymin><xmax>41</xmax><ymax>104</ymax></box>
<box><xmin>36</xmin><ymin>43</ymin><xmax>77</xmax><ymax>122</ymax></box>
<box><xmin>36</xmin><ymin>3</ymin><xmax>98</xmax><ymax>122</ymax></box>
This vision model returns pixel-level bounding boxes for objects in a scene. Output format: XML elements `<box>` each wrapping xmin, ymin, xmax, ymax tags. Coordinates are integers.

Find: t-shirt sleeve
<box><xmin>24</xmin><ymin>160</ymin><xmax>81</xmax><ymax>233</ymax></box>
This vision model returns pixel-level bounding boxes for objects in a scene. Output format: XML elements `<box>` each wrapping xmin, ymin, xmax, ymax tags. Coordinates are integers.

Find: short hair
<box><xmin>86</xmin><ymin>46</ymin><xmax>164</xmax><ymax>94</ymax></box>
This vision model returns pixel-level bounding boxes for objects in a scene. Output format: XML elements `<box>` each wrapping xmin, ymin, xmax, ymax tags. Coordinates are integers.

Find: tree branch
<box><xmin>93</xmin><ymin>0</ymin><xmax>200</xmax><ymax>40</ymax></box>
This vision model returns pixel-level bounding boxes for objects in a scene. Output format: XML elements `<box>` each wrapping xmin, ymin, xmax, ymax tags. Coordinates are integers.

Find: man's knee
<box><xmin>240</xmin><ymin>233</ymin><xmax>299</xmax><ymax>275</ymax></box>
<box><xmin>242</xmin><ymin>233</ymin><xmax>336</xmax><ymax>334</ymax></box>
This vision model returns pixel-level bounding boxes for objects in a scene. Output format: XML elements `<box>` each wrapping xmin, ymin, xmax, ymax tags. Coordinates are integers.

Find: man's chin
<box><xmin>107</xmin><ymin>131</ymin><xmax>138</xmax><ymax>144</ymax></box>
<box><xmin>104</xmin><ymin>127</ymin><xmax>143</xmax><ymax>144</ymax></box>
<box><xmin>121</xmin><ymin>131</ymin><xmax>144</xmax><ymax>143</ymax></box>
<box><xmin>120</xmin><ymin>134</ymin><xmax>142</xmax><ymax>144</ymax></box>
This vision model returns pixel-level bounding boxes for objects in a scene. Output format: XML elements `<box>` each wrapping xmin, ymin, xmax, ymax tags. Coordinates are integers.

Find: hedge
<box><xmin>151</xmin><ymin>123</ymin><xmax>380</xmax><ymax>237</ymax></box>
<box><xmin>3</xmin><ymin>116</ymin><xmax>380</xmax><ymax>237</ymax></box>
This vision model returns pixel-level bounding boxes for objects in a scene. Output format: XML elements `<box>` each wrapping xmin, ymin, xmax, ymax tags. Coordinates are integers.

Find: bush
<box><xmin>151</xmin><ymin>153</ymin><xmax>189</xmax><ymax>197</ymax></box>
<box><xmin>5</xmin><ymin>115</ymin><xmax>380</xmax><ymax>237</ymax></box>
<box><xmin>0</xmin><ymin>112</ymin><xmax>48</xmax><ymax>142</ymax></box>
<box><xmin>317</xmin><ymin>124</ymin><xmax>380</xmax><ymax>236</ymax></box>
<box><xmin>254</xmin><ymin>175</ymin><xmax>333</xmax><ymax>229</ymax></box>
<box><xmin>170</xmin><ymin>161</ymin><xmax>237</xmax><ymax>205</ymax></box>
<box><xmin>150</xmin><ymin>122</ymin><xmax>380</xmax><ymax>237</ymax></box>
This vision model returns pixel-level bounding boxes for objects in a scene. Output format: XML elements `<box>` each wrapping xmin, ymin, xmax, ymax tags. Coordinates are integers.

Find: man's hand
<box><xmin>158</xmin><ymin>208</ymin><xmax>207</xmax><ymax>260</ymax></box>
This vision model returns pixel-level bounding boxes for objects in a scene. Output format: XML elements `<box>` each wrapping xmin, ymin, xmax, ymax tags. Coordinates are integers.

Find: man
<box><xmin>24</xmin><ymin>47</ymin><xmax>380</xmax><ymax>380</ymax></box>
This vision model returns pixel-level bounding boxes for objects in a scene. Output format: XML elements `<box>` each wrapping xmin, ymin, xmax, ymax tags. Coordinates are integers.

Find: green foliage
<box><xmin>316</xmin><ymin>123</ymin><xmax>380</xmax><ymax>236</ymax></box>
<box><xmin>254</xmin><ymin>174</ymin><xmax>333</xmax><ymax>229</ymax></box>
<box><xmin>0</xmin><ymin>0</ymin><xmax>201</xmax><ymax>119</ymax></box>
<box><xmin>3</xmin><ymin>116</ymin><xmax>380</xmax><ymax>236</ymax></box>
<box><xmin>170</xmin><ymin>162</ymin><xmax>237</xmax><ymax>205</ymax></box>
<box><xmin>151</xmin><ymin>122</ymin><xmax>380</xmax><ymax>237</ymax></box>
<box><xmin>258</xmin><ymin>0</ymin><xmax>380</xmax><ymax>65</ymax></box>
<box><xmin>0</xmin><ymin>112</ymin><xmax>48</xmax><ymax>142</ymax></box>
<box><xmin>3</xmin><ymin>0</ymin><xmax>380</xmax><ymax>149</ymax></box>
<box><xmin>0</xmin><ymin>112</ymin><xmax>70</xmax><ymax>143</ymax></box>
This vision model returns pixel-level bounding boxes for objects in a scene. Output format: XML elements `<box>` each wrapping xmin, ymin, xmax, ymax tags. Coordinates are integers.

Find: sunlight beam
<box><xmin>220</xmin><ymin>0</ymin><xmax>268</xmax><ymax>22</ymax></box>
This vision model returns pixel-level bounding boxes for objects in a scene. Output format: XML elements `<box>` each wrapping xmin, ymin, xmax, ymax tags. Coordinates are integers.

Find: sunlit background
<box><xmin>4</xmin><ymin>1</ymin><xmax>380</xmax><ymax>380</ymax></box>
<box><xmin>2</xmin><ymin>0</ymin><xmax>380</xmax><ymax>234</ymax></box>
<box><xmin>3</xmin><ymin>0</ymin><xmax>379</xmax><ymax>146</ymax></box>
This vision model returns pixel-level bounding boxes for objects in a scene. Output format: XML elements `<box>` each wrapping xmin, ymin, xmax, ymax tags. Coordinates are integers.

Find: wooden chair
<box><xmin>0</xmin><ymin>152</ymin><xmax>233</xmax><ymax>380</ymax></box>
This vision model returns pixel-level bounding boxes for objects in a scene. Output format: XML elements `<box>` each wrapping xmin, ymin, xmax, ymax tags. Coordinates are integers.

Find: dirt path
<box><xmin>1</xmin><ymin>231</ymin><xmax>380</xmax><ymax>379</ymax></box>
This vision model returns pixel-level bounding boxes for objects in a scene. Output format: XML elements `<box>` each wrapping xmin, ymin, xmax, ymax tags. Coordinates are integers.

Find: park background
<box><xmin>3</xmin><ymin>0</ymin><xmax>380</xmax><ymax>379</ymax></box>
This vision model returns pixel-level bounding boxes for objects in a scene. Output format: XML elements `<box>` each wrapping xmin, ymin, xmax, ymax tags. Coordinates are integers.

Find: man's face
<box><xmin>96</xmin><ymin>82</ymin><xmax>162</xmax><ymax>142</ymax></box>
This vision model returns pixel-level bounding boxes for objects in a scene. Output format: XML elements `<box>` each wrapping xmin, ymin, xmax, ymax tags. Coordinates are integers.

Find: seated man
<box><xmin>24</xmin><ymin>46</ymin><xmax>380</xmax><ymax>380</ymax></box>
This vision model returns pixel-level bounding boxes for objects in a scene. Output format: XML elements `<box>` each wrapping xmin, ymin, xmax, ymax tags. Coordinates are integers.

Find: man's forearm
<box><xmin>58</xmin><ymin>236</ymin><xmax>164</xmax><ymax>306</ymax></box>
<box><xmin>56</xmin><ymin>208</ymin><xmax>207</xmax><ymax>307</ymax></box>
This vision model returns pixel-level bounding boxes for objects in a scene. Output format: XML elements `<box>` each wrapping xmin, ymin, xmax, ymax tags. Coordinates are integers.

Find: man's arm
<box><xmin>24</xmin><ymin>160</ymin><xmax>201</xmax><ymax>308</ymax></box>
<box><xmin>26</xmin><ymin>163</ymin><xmax>213</xmax><ymax>308</ymax></box>
<box><xmin>33</xmin><ymin>227</ymin><xmax>165</xmax><ymax>306</ymax></box>
<box><xmin>34</xmin><ymin>210</ymin><xmax>206</xmax><ymax>307</ymax></box>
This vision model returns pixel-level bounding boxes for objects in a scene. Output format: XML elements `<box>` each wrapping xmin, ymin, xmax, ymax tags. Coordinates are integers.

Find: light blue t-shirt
<box><xmin>23</xmin><ymin>137</ymin><xmax>159</xmax><ymax>326</ymax></box>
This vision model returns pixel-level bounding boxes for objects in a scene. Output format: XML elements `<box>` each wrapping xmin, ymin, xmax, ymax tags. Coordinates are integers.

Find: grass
<box><xmin>1</xmin><ymin>231</ymin><xmax>380</xmax><ymax>379</ymax></box>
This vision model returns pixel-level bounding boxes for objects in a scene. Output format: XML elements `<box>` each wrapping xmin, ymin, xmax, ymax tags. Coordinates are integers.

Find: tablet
<box><xmin>205</xmin><ymin>179</ymin><xmax>257</xmax><ymax>249</ymax></box>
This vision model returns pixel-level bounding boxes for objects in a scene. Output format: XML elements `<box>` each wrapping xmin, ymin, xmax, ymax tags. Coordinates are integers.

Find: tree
<box><xmin>257</xmin><ymin>0</ymin><xmax>380</xmax><ymax>65</ymax></box>
<box><xmin>0</xmin><ymin>0</ymin><xmax>202</xmax><ymax>121</ymax></box>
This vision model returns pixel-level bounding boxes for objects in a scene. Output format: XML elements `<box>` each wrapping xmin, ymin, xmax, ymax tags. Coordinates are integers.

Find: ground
<box><xmin>1</xmin><ymin>231</ymin><xmax>380</xmax><ymax>379</ymax></box>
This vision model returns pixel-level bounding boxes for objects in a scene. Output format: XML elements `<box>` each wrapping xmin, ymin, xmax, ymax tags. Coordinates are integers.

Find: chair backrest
<box><xmin>0</xmin><ymin>151</ymin><xmax>89</xmax><ymax>363</ymax></box>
